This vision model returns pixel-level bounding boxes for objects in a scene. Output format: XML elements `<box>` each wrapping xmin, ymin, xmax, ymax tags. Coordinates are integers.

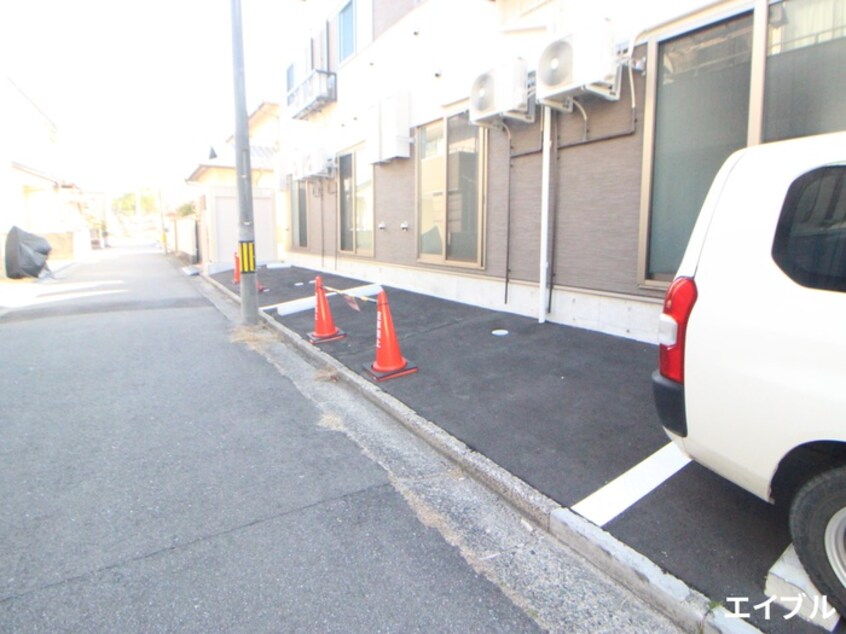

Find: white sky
<box><xmin>1</xmin><ymin>0</ymin><xmax>710</xmax><ymax>195</ymax></box>
<box><xmin>1</xmin><ymin>0</ymin><xmax>304</xmax><ymax>193</ymax></box>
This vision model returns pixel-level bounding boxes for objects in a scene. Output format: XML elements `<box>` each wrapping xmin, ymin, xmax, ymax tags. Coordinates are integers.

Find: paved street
<box><xmin>0</xmin><ymin>248</ymin><xmax>680</xmax><ymax>633</ymax></box>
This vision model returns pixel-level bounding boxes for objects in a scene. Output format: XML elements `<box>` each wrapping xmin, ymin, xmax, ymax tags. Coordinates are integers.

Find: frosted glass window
<box><xmin>338</xmin><ymin>150</ymin><xmax>372</xmax><ymax>256</ymax></box>
<box><xmin>647</xmin><ymin>14</ymin><xmax>753</xmax><ymax>280</ymax></box>
<box><xmin>764</xmin><ymin>0</ymin><xmax>846</xmax><ymax>141</ymax></box>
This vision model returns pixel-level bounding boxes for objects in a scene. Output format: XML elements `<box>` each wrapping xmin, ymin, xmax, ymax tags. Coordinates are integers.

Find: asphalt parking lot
<box><xmin>212</xmin><ymin>264</ymin><xmax>838</xmax><ymax>633</ymax></box>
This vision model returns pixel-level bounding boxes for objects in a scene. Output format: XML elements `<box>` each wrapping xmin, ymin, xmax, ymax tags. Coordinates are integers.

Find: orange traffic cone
<box><xmin>308</xmin><ymin>276</ymin><xmax>346</xmax><ymax>344</ymax></box>
<box><xmin>365</xmin><ymin>291</ymin><xmax>417</xmax><ymax>381</ymax></box>
<box><xmin>232</xmin><ymin>251</ymin><xmax>241</xmax><ymax>284</ymax></box>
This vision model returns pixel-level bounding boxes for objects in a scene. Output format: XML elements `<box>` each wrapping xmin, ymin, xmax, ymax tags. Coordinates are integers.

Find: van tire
<box><xmin>790</xmin><ymin>466</ymin><xmax>846</xmax><ymax>617</ymax></box>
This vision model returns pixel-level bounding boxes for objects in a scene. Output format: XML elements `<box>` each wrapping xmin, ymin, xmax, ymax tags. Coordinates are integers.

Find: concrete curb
<box><xmin>203</xmin><ymin>273</ymin><xmax>761</xmax><ymax>634</ymax></box>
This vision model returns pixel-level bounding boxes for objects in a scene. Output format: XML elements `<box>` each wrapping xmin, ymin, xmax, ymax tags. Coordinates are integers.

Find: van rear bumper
<box><xmin>651</xmin><ymin>370</ymin><xmax>687</xmax><ymax>437</ymax></box>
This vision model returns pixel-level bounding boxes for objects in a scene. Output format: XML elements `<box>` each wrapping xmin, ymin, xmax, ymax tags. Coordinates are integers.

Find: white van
<box><xmin>652</xmin><ymin>131</ymin><xmax>846</xmax><ymax>615</ymax></box>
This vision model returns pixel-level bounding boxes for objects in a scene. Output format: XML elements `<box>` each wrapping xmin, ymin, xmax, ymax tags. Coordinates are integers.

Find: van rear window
<box><xmin>773</xmin><ymin>165</ymin><xmax>846</xmax><ymax>292</ymax></box>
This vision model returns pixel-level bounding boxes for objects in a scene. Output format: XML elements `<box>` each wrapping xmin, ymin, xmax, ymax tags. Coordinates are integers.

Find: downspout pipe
<box><xmin>538</xmin><ymin>105</ymin><xmax>553</xmax><ymax>324</ymax></box>
<box><xmin>319</xmin><ymin>181</ymin><xmax>325</xmax><ymax>269</ymax></box>
<box><xmin>502</xmin><ymin>123</ymin><xmax>513</xmax><ymax>304</ymax></box>
<box><xmin>547</xmin><ymin>109</ymin><xmax>559</xmax><ymax>314</ymax></box>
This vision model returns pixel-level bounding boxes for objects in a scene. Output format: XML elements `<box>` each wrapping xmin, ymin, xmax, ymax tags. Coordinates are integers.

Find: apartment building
<box><xmin>278</xmin><ymin>0</ymin><xmax>846</xmax><ymax>342</ymax></box>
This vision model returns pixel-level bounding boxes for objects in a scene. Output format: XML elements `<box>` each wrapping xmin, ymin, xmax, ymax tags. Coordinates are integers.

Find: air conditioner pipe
<box><xmin>512</xmin><ymin>106</ymin><xmax>635</xmax><ymax>158</ymax></box>
<box><xmin>546</xmin><ymin>57</ymin><xmax>641</xmax><ymax>311</ymax></box>
<box><xmin>511</xmin><ymin>99</ymin><xmax>635</xmax><ymax>159</ymax></box>
<box><xmin>572</xmin><ymin>99</ymin><xmax>589</xmax><ymax>142</ymax></box>
<box><xmin>502</xmin><ymin>122</ymin><xmax>514</xmax><ymax>304</ymax></box>
<box><xmin>316</xmin><ymin>181</ymin><xmax>326</xmax><ymax>269</ymax></box>
<box><xmin>549</xmin><ymin>62</ymin><xmax>641</xmax><ymax>311</ymax></box>
<box><xmin>508</xmin><ymin>48</ymin><xmax>643</xmax><ymax>319</ymax></box>
<box><xmin>511</xmin><ymin>121</ymin><xmax>545</xmax><ymax>159</ymax></box>
<box><xmin>518</xmin><ymin>51</ymin><xmax>640</xmax><ymax>156</ymax></box>
<box><xmin>557</xmin><ymin>56</ymin><xmax>638</xmax><ymax>151</ymax></box>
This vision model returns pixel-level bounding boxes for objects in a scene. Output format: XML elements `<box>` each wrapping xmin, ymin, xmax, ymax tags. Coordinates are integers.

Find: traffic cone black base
<box><xmin>364</xmin><ymin>361</ymin><xmax>417</xmax><ymax>382</ymax></box>
<box><xmin>309</xmin><ymin>329</ymin><xmax>346</xmax><ymax>344</ymax></box>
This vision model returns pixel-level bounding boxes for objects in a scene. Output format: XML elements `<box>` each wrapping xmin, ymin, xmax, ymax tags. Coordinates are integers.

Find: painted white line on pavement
<box><xmin>341</xmin><ymin>283</ymin><xmax>383</xmax><ymax>298</ymax></box>
<box><xmin>271</xmin><ymin>294</ymin><xmax>329</xmax><ymax>315</ymax></box>
<box><xmin>267</xmin><ymin>284</ymin><xmax>383</xmax><ymax>315</ymax></box>
<box><xmin>572</xmin><ymin>442</ymin><xmax>691</xmax><ymax>527</ymax></box>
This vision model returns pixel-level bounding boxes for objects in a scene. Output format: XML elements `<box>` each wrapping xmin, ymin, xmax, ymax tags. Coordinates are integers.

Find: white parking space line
<box><xmin>270</xmin><ymin>294</ymin><xmax>327</xmax><ymax>316</ymax></box>
<box><xmin>267</xmin><ymin>284</ymin><xmax>383</xmax><ymax>315</ymax></box>
<box><xmin>572</xmin><ymin>442</ymin><xmax>691</xmax><ymax>527</ymax></box>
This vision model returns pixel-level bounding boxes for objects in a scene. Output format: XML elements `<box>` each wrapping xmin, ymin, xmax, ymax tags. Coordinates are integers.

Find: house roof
<box><xmin>5</xmin><ymin>77</ymin><xmax>58</xmax><ymax>134</ymax></box>
<box><xmin>11</xmin><ymin>161</ymin><xmax>61</xmax><ymax>185</ymax></box>
<box><xmin>186</xmin><ymin>101</ymin><xmax>280</xmax><ymax>183</ymax></box>
<box><xmin>185</xmin><ymin>144</ymin><xmax>277</xmax><ymax>183</ymax></box>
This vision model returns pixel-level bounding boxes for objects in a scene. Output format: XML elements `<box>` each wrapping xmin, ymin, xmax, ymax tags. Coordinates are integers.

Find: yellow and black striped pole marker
<box><xmin>238</xmin><ymin>240</ymin><xmax>256</xmax><ymax>274</ymax></box>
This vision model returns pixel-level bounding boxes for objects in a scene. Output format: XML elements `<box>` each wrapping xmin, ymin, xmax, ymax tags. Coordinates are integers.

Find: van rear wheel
<box><xmin>790</xmin><ymin>466</ymin><xmax>846</xmax><ymax>617</ymax></box>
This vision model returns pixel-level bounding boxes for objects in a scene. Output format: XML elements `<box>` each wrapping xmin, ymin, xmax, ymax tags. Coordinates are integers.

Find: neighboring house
<box><xmin>186</xmin><ymin>102</ymin><xmax>281</xmax><ymax>274</ymax></box>
<box><xmin>0</xmin><ymin>77</ymin><xmax>91</xmax><ymax>275</ymax></box>
<box><xmin>277</xmin><ymin>0</ymin><xmax>846</xmax><ymax>343</ymax></box>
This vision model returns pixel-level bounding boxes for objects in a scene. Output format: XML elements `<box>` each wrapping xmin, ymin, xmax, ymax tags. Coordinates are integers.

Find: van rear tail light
<box><xmin>658</xmin><ymin>277</ymin><xmax>698</xmax><ymax>384</ymax></box>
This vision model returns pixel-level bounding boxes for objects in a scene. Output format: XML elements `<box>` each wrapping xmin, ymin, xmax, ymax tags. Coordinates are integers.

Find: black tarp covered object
<box><xmin>5</xmin><ymin>226</ymin><xmax>52</xmax><ymax>279</ymax></box>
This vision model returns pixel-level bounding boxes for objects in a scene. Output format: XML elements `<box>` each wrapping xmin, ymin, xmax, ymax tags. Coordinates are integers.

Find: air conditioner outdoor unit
<box><xmin>469</xmin><ymin>58</ymin><xmax>535</xmax><ymax>125</ymax></box>
<box><xmin>536</xmin><ymin>21</ymin><xmax>622</xmax><ymax>107</ymax></box>
<box><xmin>365</xmin><ymin>92</ymin><xmax>411</xmax><ymax>164</ymax></box>
<box><xmin>296</xmin><ymin>147</ymin><xmax>333</xmax><ymax>180</ymax></box>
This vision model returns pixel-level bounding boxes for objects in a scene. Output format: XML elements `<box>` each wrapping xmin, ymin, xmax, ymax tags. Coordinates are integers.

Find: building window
<box><xmin>290</xmin><ymin>179</ymin><xmax>308</xmax><ymax>249</ymax></box>
<box><xmin>417</xmin><ymin>112</ymin><xmax>485</xmax><ymax>265</ymax></box>
<box><xmin>763</xmin><ymin>0</ymin><xmax>846</xmax><ymax>142</ymax></box>
<box><xmin>645</xmin><ymin>13</ymin><xmax>753</xmax><ymax>282</ymax></box>
<box><xmin>338</xmin><ymin>150</ymin><xmax>373</xmax><ymax>255</ymax></box>
<box><xmin>642</xmin><ymin>0</ymin><xmax>846</xmax><ymax>285</ymax></box>
<box><xmin>339</xmin><ymin>1</ymin><xmax>356</xmax><ymax>63</ymax></box>
<box><xmin>286</xmin><ymin>64</ymin><xmax>295</xmax><ymax>96</ymax></box>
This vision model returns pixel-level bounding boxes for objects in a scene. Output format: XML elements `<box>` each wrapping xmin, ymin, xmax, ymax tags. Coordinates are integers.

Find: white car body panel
<box><xmin>668</xmin><ymin>132</ymin><xmax>846</xmax><ymax>502</ymax></box>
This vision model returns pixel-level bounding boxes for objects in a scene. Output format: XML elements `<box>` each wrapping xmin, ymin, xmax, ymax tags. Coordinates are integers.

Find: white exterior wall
<box><xmin>202</xmin><ymin>187</ymin><xmax>278</xmax><ymax>275</ymax></box>
<box><xmin>285</xmin><ymin>0</ymin><xmax>502</xmax><ymax>156</ymax></box>
<box><xmin>168</xmin><ymin>216</ymin><xmax>198</xmax><ymax>261</ymax></box>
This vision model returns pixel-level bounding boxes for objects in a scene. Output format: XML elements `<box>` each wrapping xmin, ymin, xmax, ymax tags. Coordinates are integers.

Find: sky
<box><xmin>1</xmin><ymin>0</ymin><xmax>305</xmax><ymax>194</ymax></box>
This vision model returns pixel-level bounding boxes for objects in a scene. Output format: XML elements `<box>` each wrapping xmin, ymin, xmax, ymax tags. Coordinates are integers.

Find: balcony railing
<box><xmin>287</xmin><ymin>70</ymin><xmax>337</xmax><ymax>120</ymax></box>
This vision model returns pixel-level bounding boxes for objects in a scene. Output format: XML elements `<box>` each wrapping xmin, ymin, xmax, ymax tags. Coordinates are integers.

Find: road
<box><xmin>0</xmin><ymin>247</ymin><xmax>680</xmax><ymax>633</ymax></box>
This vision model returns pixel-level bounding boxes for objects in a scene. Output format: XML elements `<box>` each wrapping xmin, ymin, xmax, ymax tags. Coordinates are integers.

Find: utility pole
<box><xmin>158</xmin><ymin>189</ymin><xmax>167</xmax><ymax>254</ymax></box>
<box><xmin>230</xmin><ymin>0</ymin><xmax>259</xmax><ymax>324</ymax></box>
